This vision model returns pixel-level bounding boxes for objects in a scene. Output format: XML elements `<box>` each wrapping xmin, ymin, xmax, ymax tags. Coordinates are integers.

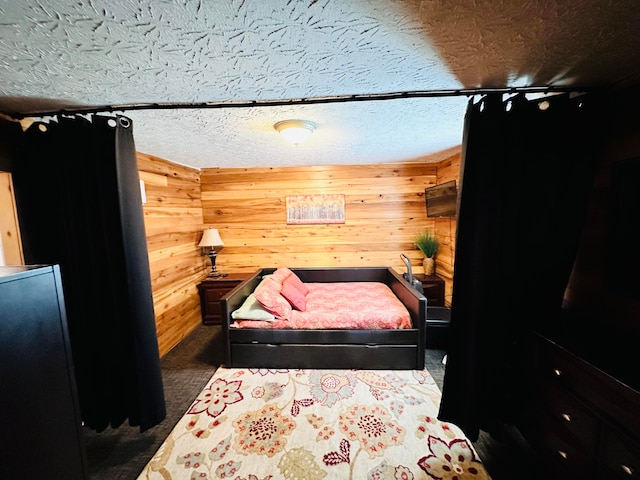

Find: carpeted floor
<box><xmin>84</xmin><ymin>324</ymin><xmax>223</xmax><ymax>479</ymax></box>
<box><xmin>85</xmin><ymin>324</ymin><xmax>542</xmax><ymax>479</ymax></box>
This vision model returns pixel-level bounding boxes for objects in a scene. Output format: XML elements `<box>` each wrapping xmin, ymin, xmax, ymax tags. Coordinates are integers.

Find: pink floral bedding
<box><xmin>231</xmin><ymin>282</ymin><xmax>412</xmax><ymax>330</ymax></box>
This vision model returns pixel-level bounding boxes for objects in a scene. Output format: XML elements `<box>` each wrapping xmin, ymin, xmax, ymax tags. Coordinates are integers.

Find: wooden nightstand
<box><xmin>412</xmin><ymin>274</ymin><xmax>448</xmax><ymax>349</ymax></box>
<box><xmin>414</xmin><ymin>274</ymin><xmax>445</xmax><ymax>306</ymax></box>
<box><xmin>197</xmin><ymin>273</ymin><xmax>250</xmax><ymax>325</ymax></box>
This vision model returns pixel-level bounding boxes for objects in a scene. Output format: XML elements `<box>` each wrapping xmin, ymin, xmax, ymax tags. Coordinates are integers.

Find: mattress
<box><xmin>231</xmin><ymin>281</ymin><xmax>412</xmax><ymax>330</ymax></box>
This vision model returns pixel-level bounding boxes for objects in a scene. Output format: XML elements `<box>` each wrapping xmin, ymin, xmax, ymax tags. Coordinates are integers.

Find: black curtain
<box><xmin>438</xmin><ymin>93</ymin><xmax>603</xmax><ymax>440</ymax></box>
<box><xmin>12</xmin><ymin>114</ymin><xmax>165</xmax><ymax>432</ymax></box>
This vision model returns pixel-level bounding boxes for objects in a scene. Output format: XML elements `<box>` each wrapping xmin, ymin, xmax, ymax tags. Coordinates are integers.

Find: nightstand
<box><xmin>197</xmin><ymin>273</ymin><xmax>250</xmax><ymax>325</ymax></box>
<box><xmin>414</xmin><ymin>274</ymin><xmax>445</xmax><ymax>306</ymax></box>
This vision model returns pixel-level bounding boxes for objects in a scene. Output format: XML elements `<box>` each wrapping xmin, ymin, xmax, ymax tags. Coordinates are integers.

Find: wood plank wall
<box><xmin>138</xmin><ymin>148</ymin><xmax>460</xmax><ymax>357</ymax></box>
<box><xmin>434</xmin><ymin>154</ymin><xmax>461</xmax><ymax>305</ymax></box>
<box><xmin>137</xmin><ymin>152</ymin><xmax>205</xmax><ymax>357</ymax></box>
<box><xmin>0</xmin><ymin>172</ymin><xmax>23</xmax><ymax>265</ymax></box>
<box><xmin>200</xmin><ymin>150</ymin><xmax>461</xmax><ymax>298</ymax></box>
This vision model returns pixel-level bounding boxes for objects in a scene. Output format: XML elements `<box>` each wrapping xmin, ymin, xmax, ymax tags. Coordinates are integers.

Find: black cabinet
<box><xmin>0</xmin><ymin>265</ymin><xmax>87</xmax><ymax>479</ymax></box>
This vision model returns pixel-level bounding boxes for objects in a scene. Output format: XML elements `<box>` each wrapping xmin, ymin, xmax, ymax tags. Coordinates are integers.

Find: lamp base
<box><xmin>207</xmin><ymin>248</ymin><xmax>225</xmax><ymax>277</ymax></box>
<box><xmin>207</xmin><ymin>268</ymin><xmax>228</xmax><ymax>278</ymax></box>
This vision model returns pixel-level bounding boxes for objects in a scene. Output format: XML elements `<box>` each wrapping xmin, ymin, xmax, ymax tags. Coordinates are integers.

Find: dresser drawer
<box><xmin>536</xmin><ymin>380</ymin><xmax>599</xmax><ymax>454</ymax></box>
<box><xmin>535</xmin><ymin>336</ymin><xmax>640</xmax><ymax>437</ymax></box>
<box><xmin>204</xmin><ymin>301</ymin><xmax>222</xmax><ymax>317</ymax></box>
<box><xmin>202</xmin><ymin>286</ymin><xmax>227</xmax><ymax>302</ymax></box>
<box><xmin>201</xmin><ymin>281</ymin><xmax>242</xmax><ymax>299</ymax></box>
<box><xmin>599</xmin><ymin>425</ymin><xmax>640</xmax><ymax>479</ymax></box>
<box><xmin>536</xmin><ymin>340</ymin><xmax>597</xmax><ymax>396</ymax></box>
<box><xmin>520</xmin><ymin>405</ymin><xmax>595</xmax><ymax>479</ymax></box>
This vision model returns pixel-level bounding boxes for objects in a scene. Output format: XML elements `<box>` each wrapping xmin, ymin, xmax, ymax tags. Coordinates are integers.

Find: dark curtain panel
<box><xmin>12</xmin><ymin>115</ymin><xmax>166</xmax><ymax>432</ymax></box>
<box><xmin>438</xmin><ymin>93</ymin><xmax>603</xmax><ymax>440</ymax></box>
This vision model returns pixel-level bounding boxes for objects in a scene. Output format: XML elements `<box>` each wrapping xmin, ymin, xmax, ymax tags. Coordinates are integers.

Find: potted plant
<box><xmin>414</xmin><ymin>231</ymin><xmax>439</xmax><ymax>275</ymax></box>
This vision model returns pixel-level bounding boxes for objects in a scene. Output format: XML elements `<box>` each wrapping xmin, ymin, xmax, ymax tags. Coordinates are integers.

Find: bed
<box><xmin>220</xmin><ymin>267</ymin><xmax>426</xmax><ymax>370</ymax></box>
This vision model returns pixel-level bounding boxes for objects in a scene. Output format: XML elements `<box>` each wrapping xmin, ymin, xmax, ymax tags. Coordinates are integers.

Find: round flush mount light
<box><xmin>274</xmin><ymin>119</ymin><xmax>316</xmax><ymax>145</ymax></box>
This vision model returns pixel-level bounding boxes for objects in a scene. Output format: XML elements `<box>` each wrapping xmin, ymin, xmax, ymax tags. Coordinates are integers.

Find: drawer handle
<box><xmin>558</xmin><ymin>450</ymin><xmax>568</xmax><ymax>459</ymax></box>
<box><xmin>553</xmin><ymin>368</ymin><xmax>563</xmax><ymax>377</ymax></box>
<box><xmin>561</xmin><ymin>413</ymin><xmax>571</xmax><ymax>422</ymax></box>
<box><xmin>621</xmin><ymin>464</ymin><xmax>634</xmax><ymax>476</ymax></box>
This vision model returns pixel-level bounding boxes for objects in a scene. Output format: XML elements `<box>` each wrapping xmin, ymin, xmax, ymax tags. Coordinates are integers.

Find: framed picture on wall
<box><xmin>286</xmin><ymin>194</ymin><xmax>345</xmax><ymax>225</ymax></box>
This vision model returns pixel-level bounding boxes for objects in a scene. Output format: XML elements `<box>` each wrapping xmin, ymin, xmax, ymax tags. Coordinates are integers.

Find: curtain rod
<box><xmin>14</xmin><ymin>85</ymin><xmax>594</xmax><ymax>118</ymax></box>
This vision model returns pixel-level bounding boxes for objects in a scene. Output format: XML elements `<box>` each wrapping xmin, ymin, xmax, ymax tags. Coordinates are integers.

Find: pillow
<box><xmin>271</xmin><ymin>267</ymin><xmax>292</xmax><ymax>284</ymax></box>
<box><xmin>278</xmin><ymin>267</ymin><xmax>309</xmax><ymax>296</ymax></box>
<box><xmin>280</xmin><ymin>280</ymin><xmax>307</xmax><ymax>311</ymax></box>
<box><xmin>253</xmin><ymin>276</ymin><xmax>292</xmax><ymax>319</ymax></box>
<box><xmin>231</xmin><ymin>294</ymin><xmax>275</xmax><ymax>322</ymax></box>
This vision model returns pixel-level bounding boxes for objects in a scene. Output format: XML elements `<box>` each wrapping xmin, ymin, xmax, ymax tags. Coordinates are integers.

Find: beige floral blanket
<box><xmin>137</xmin><ymin>367</ymin><xmax>491</xmax><ymax>479</ymax></box>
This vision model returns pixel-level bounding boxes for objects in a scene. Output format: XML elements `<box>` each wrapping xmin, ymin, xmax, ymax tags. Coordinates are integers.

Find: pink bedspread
<box><xmin>231</xmin><ymin>282</ymin><xmax>412</xmax><ymax>330</ymax></box>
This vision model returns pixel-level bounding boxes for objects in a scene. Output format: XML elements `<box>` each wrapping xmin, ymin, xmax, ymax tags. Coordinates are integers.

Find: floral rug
<box><xmin>137</xmin><ymin>367</ymin><xmax>491</xmax><ymax>480</ymax></box>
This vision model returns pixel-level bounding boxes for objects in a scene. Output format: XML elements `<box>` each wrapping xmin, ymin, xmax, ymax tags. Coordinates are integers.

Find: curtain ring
<box><xmin>537</xmin><ymin>100</ymin><xmax>551</xmax><ymax>111</ymax></box>
<box><xmin>119</xmin><ymin>116</ymin><xmax>131</xmax><ymax>128</ymax></box>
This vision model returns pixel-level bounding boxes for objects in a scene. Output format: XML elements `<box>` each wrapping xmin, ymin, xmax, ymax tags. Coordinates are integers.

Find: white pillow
<box><xmin>231</xmin><ymin>294</ymin><xmax>276</xmax><ymax>321</ymax></box>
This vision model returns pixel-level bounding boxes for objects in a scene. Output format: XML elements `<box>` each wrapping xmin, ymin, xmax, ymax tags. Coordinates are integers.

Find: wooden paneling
<box><xmin>140</xmin><ymin>147</ymin><xmax>460</xmax><ymax>358</ymax></box>
<box><xmin>435</xmin><ymin>154</ymin><xmax>461</xmax><ymax>305</ymax></box>
<box><xmin>137</xmin><ymin>152</ymin><xmax>205</xmax><ymax>357</ymax></box>
<box><xmin>200</xmin><ymin>150</ymin><xmax>461</xmax><ymax>306</ymax></box>
<box><xmin>0</xmin><ymin>172</ymin><xmax>23</xmax><ymax>265</ymax></box>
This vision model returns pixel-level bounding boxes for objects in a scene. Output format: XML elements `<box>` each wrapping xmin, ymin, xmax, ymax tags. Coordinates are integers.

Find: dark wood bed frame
<box><xmin>220</xmin><ymin>267</ymin><xmax>426</xmax><ymax>370</ymax></box>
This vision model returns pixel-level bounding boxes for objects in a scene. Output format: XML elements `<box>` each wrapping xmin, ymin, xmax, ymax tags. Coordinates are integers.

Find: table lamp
<box><xmin>198</xmin><ymin>228</ymin><xmax>224</xmax><ymax>277</ymax></box>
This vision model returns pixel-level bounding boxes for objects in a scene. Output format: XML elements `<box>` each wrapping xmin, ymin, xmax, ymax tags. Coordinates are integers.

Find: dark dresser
<box><xmin>519</xmin><ymin>331</ymin><xmax>640</xmax><ymax>479</ymax></box>
<box><xmin>0</xmin><ymin>265</ymin><xmax>87</xmax><ymax>479</ymax></box>
<box><xmin>198</xmin><ymin>273</ymin><xmax>251</xmax><ymax>325</ymax></box>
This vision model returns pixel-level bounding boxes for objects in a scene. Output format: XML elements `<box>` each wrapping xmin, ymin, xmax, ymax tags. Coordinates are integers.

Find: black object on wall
<box><xmin>11</xmin><ymin>115</ymin><xmax>166</xmax><ymax>432</ymax></box>
<box><xmin>425</xmin><ymin>180</ymin><xmax>457</xmax><ymax>217</ymax></box>
<box><xmin>438</xmin><ymin>93</ymin><xmax>603</xmax><ymax>440</ymax></box>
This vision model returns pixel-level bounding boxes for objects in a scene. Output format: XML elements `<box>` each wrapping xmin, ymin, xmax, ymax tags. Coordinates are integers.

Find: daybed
<box><xmin>220</xmin><ymin>267</ymin><xmax>426</xmax><ymax>370</ymax></box>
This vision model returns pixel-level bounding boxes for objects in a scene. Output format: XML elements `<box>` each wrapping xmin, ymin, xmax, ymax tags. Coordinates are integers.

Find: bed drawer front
<box><xmin>230</xmin><ymin>344</ymin><xmax>420</xmax><ymax>370</ymax></box>
<box><xmin>229</xmin><ymin>328</ymin><xmax>420</xmax><ymax>345</ymax></box>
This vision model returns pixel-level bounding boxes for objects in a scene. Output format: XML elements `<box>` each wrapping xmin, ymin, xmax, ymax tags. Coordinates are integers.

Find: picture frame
<box><xmin>286</xmin><ymin>194</ymin><xmax>345</xmax><ymax>225</ymax></box>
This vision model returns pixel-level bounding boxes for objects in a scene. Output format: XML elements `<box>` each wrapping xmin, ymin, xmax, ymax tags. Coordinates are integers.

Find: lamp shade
<box><xmin>274</xmin><ymin>120</ymin><xmax>316</xmax><ymax>145</ymax></box>
<box><xmin>198</xmin><ymin>228</ymin><xmax>224</xmax><ymax>247</ymax></box>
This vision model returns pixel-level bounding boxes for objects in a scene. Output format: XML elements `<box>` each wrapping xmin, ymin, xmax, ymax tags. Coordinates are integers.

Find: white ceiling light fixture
<box><xmin>274</xmin><ymin>120</ymin><xmax>316</xmax><ymax>145</ymax></box>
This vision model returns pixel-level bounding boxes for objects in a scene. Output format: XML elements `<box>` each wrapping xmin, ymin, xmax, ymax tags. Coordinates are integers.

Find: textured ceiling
<box><xmin>1</xmin><ymin>0</ymin><xmax>639</xmax><ymax>169</ymax></box>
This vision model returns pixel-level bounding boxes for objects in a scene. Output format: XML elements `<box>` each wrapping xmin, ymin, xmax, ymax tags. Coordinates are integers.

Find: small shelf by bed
<box><xmin>414</xmin><ymin>274</ymin><xmax>445</xmax><ymax>306</ymax></box>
